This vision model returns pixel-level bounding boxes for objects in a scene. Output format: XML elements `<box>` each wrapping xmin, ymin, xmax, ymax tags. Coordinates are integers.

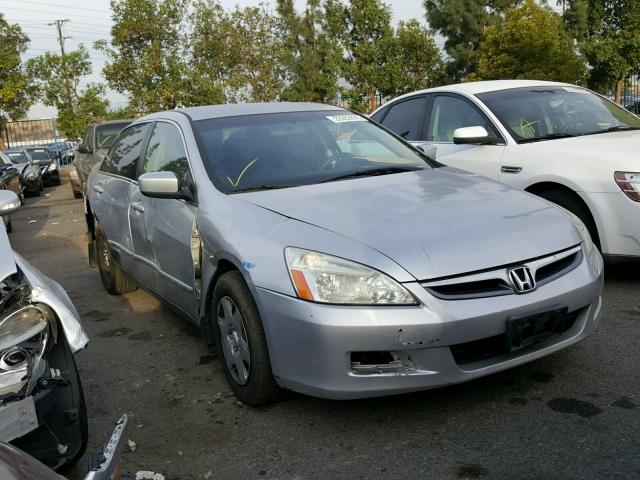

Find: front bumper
<box><xmin>587</xmin><ymin>190</ymin><xmax>640</xmax><ymax>257</ymax></box>
<box><xmin>256</xmin><ymin>248</ymin><xmax>604</xmax><ymax>400</ymax></box>
<box><xmin>21</xmin><ymin>177</ymin><xmax>40</xmax><ymax>194</ymax></box>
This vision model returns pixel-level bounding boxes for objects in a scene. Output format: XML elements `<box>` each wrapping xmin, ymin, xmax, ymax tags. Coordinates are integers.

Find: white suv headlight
<box><xmin>285</xmin><ymin>247</ymin><xmax>417</xmax><ymax>305</ymax></box>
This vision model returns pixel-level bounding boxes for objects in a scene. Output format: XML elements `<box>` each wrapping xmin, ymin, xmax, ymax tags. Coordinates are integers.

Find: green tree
<box><xmin>561</xmin><ymin>0</ymin><xmax>589</xmax><ymax>42</ymax></box>
<box><xmin>190</xmin><ymin>1</ymin><xmax>288</xmax><ymax>103</ymax></box>
<box><xmin>326</xmin><ymin>0</ymin><xmax>396</xmax><ymax>112</ymax></box>
<box><xmin>424</xmin><ymin>0</ymin><xmax>520</xmax><ymax>81</ymax></box>
<box><xmin>583</xmin><ymin>0</ymin><xmax>640</xmax><ymax>103</ymax></box>
<box><xmin>471</xmin><ymin>0</ymin><xmax>586</xmax><ymax>83</ymax></box>
<box><xmin>385</xmin><ymin>19</ymin><xmax>444</xmax><ymax>96</ymax></box>
<box><xmin>0</xmin><ymin>14</ymin><xmax>34</xmax><ymax>129</ymax></box>
<box><xmin>28</xmin><ymin>46</ymin><xmax>108</xmax><ymax>138</ymax></box>
<box><xmin>276</xmin><ymin>0</ymin><xmax>341</xmax><ymax>102</ymax></box>
<box><xmin>97</xmin><ymin>0</ymin><xmax>190</xmax><ymax>113</ymax></box>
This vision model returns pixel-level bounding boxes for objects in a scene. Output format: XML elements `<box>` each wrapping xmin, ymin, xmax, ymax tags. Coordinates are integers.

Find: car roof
<box><xmin>382</xmin><ymin>80</ymin><xmax>574</xmax><ymax>106</ymax></box>
<box><xmin>91</xmin><ymin>119</ymin><xmax>134</xmax><ymax>126</ymax></box>
<box><xmin>167</xmin><ymin>102</ymin><xmax>344</xmax><ymax>122</ymax></box>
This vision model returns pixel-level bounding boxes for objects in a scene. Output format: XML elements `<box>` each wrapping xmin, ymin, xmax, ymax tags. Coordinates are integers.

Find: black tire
<box><xmin>54</xmin><ymin>177</ymin><xmax>61</xmax><ymax>186</ymax></box>
<box><xmin>73</xmin><ymin>190</ymin><xmax>83</xmax><ymax>199</ymax></box>
<box><xmin>12</xmin><ymin>332</ymin><xmax>88</xmax><ymax>470</ymax></box>
<box><xmin>538</xmin><ymin>189</ymin><xmax>601</xmax><ymax>249</ymax></box>
<box><xmin>95</xmin><ymin>224</ymin><xmax>137</xmax><ymax>295</ymax></box>
<box><xmin>5</xmin><ymin>217</ymin><xmax>12</xmax><ymax>233</ymax></box>
<box><xmin>211</xmin><ymin>271</ymin><xmax>281</xmax><ymax>406</ymax></box>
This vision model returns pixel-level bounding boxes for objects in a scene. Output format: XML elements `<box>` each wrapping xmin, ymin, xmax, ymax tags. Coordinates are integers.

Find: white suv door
<box><xmin>423</xmin><ymin>94</ymin><xmax>506</xmax><ymax>180</ymax></box>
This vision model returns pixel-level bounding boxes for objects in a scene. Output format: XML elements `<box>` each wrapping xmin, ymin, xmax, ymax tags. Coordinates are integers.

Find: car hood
<box><xmin>240</xmin><ymin>167</ymin><xmax>581</xmax><ymax>280</ymax></box>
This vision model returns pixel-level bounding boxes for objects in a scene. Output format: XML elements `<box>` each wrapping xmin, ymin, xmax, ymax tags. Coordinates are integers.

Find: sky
<box><xmin>0</xmin><ymin>0</ymin><xmax>430</xmax><ymax>119</ymax></box>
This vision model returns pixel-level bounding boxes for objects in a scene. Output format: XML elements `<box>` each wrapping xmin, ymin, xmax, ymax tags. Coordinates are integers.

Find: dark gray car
<box><xmin>75</xmin><ymin>120</ymin><xmax>132</xmax><ymax>196</ymax></box>
<box><xmin>2</xmin><ymin>149</ymin><xmax>43</xmax><ymax>197</ymax></box>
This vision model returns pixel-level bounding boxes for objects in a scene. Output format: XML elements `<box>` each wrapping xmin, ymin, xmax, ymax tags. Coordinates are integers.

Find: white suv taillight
<box><xmin>614</xmin><ymin>171</ymin><xmax>640</xmax><ymax>202</ymax></box>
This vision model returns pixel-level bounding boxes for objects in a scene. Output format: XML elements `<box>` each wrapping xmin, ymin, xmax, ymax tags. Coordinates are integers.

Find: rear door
<box><xmin>131</xmin><ymin>121</ymin><xmax>198</xmax><ymax>316</ymax></box>
<box><xmin>91</xmin><ymin>123</ymin><xmax>152</xmax><ymax>274</ymax></box>
<box><xmin>423</xmin><ymin>93</ymin><xmax>505</xmax><ymax>180</ymax></box>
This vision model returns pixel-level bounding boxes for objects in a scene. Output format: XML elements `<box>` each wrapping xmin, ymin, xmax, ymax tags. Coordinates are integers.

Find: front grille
<box><xmin>450</xmin><ymin>307</ymin><xmax>582</xmax><ymax>366</ymax></box>
<box><xmin>422</xmin><ymin>245</ymin><xmax>582</xmax><ymax>300</ymax></box>
<box><xmin>426</xmin><ymin>279</ymin><xmax>512</xmax><ymax>300</ymax></box>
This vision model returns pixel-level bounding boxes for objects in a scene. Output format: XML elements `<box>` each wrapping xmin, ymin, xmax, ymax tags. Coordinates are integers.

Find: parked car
<box><xmin>0</xmin><ymin>152</ymin><xmax>24</xmax><ymax>232</ymax></box>
<box><xmin>0</xmin><ymin>190</ymin><xmax>89</xmax><ymax>469</ymax></box>
<box><xmin>0</xmin><ymin>415</ymin><xmax>128</xmax><ymax>480</ymax></box>
<box><xmin>25</xmin><ymin>147</ymin><xmax>60</xmax><ymax>186</ymax></box>
<box><xmin>625</xmin><ymin>100</ymin><xmax>640</xmax><ymax>115</ymax></box>
<box><xmin>3</xmin><ymin>149</ymin><xmax>44</xmax><ymax>197</ymax></box>
<box><xmin>0</xmin><ymin>151</ymin><xmax>24</xmax><ymax>203</ymax></box>
<box><xmin>76</xmin><ymin>120</ymin><xmax>133</xmax><ymax>196</ymax></box>
<box><xmin>372</xmin><ymin>80</ymin><xmax>640</xmax><ymax>260</ymax></box>
<box><xmin>85</xmin><ymin>103</ymin><xmax>603</xmax><ymax>405</ymax></box>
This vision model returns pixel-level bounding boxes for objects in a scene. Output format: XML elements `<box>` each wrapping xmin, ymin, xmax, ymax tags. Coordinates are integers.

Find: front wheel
<box><xmin>212</xmin><ymin>271</ymin><xmax>281</xmax><ymax>406</ymax></box>
<box><xmin>95</xmin><ymin>224</ymin><xmax>137</xmax><ymax>295</ymax></box>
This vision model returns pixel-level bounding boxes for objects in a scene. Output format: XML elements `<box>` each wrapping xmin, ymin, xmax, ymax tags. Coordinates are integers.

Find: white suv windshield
<box><xmin>477</xmin><ymin>86</ymin><xmax>640</xmax><ymax>143</ymax></box>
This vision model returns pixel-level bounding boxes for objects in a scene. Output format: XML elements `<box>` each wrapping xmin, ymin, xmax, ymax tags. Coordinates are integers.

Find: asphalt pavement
<box><xmin>8</xmin><ymin>178</ymin><xmax>640</xmax><ymax>480</ymax></box>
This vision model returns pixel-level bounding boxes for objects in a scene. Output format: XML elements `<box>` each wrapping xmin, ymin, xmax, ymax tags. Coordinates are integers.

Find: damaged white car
<box><xmin>0</xmin><ymin>190</ymin><xmax>89</xmax><ymax>469</ymax></box>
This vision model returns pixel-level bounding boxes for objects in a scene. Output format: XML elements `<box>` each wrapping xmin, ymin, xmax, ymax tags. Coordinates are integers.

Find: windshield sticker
<box><xmin>562</xmin><ymin>87</ymin><xmax>588</xmax><ymax>93</ymax></box>
<box><xmin>326</xmin><ymin>114</ymin><xmax>367</xmax><ymax>124</ymax></box>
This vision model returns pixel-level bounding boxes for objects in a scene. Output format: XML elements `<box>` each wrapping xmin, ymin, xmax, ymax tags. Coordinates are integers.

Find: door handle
<box><xmin>131</xmin><ymin>201</ymin><xmax>145</xmax><ymax>213</ymax></box>
<box><xmin>501</xmin><ymin>166</ymin><xmax>522</xmax><ymax>174</ymax></box>
<box><xmin>93</xmin><ymin>185</ymin><xmax>104</xmax><ymax>194</ymax></box>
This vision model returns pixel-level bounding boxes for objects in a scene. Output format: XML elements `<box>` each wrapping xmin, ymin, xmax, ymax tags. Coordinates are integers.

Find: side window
<box><xmin>428</xmin><ymin>95</ymin><xmax>497</xmax><ymax>142</ymax></box>
<box><xmin>100</xmin><ymin>123</ymin><xmax>150</xmax><ymax>180</ymax></box>
<box><xmin>369</xmin><ymin>107</ymin><xmax>387</xmax><ymax>124</ymax></box>
<box><xmin>380</xmin><ymin>97</ymin><xmax>428</xmax><ymax>141</ymax></box>
<box><xmin>142</xmin><ymin>122</ymin><xmax>190</xmax><ymax>185</ymax></box>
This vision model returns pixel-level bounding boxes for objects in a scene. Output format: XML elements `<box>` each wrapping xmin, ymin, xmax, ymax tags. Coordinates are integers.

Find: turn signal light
<box><xmin>614</xmin><ymin>171</ymin><xmax>640</xmax><ymax>202</ymax></box>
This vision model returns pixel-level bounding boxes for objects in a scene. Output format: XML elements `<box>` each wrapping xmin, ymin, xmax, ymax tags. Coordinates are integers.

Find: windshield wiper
<box><xmin>230</xmin><ymin>184</ymin><xmax>298</xmax><ymax>194</ymax></box>
<box><xmin>519</xmin><ymin>133</ymin><xmax>578</xmax><ymax>143</ymax></box>
<box><xmin>321</xmin><ymin>166</ymin><xmax>424</xmax><ymax>183</ymax></box>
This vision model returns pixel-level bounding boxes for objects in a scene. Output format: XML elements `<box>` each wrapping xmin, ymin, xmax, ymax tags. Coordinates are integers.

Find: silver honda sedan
<box><xmin>86</xmin><ymin>103</ymin><xmax>603</xmax><ymax>405</ymax></box>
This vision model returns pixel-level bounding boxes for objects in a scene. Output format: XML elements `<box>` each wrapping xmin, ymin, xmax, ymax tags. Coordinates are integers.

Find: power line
<box><xmin>1</xmin><ymin>0</ymin><xmax>111</xmax><ymax>15</ymax></box>
<box><xmin>0</xmin><ymin>5</ymin><xmax>108</xmax><ymax>21</ymax></box>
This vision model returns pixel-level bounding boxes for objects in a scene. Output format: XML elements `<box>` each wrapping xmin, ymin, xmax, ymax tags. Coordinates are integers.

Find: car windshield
<box><xmin>96</xmin><ymin>123</ymin><xmax>129</xmax><ymax>149</ymax></box>
<box><xmin>477</xmin><ymin>86</ymin><xmax>640</xmax><ymax>143</ymax></box>
<box><xmin>5</xmin><ymin>152</ymin><xmax>28</xmax><ymax>164</ymax></box>
<box><xmin>194</xmin><ymin>110</ymin><xmax>433</xmax><ymax>193</ymax></box>
<box><xmin>27</xmin><ymin>149</ymin><xmax>52</xmax><ymax>161</ymax></box>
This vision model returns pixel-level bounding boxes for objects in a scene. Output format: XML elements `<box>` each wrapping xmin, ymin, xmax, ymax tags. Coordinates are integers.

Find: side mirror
<box><xmin>78</xmin><ymin>143</ymin><xmax>92</xmax><ymax>154</ymax></box>
<box><xmin>138</xmin><ymin>171</ymin><xmax>180</xmax><ymax>198</ymax></box>
<box><xmin>453</xmin><ymin>126</ymin><xmax>496</xmax><ymax>145</ymax></box>
<box><xmin>0</xmin><ymin>190</ymin><xmax>21</xmax><ymax>216</ymax></box>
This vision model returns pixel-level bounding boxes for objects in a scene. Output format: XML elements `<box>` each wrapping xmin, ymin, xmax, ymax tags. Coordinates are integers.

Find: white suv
<box><xmin>372</xmin><ymin>80</ymin><xmax>640</xmax><ymax>261</ymax></box>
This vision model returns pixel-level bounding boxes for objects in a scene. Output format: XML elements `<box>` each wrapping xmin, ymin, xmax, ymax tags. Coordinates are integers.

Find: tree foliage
<box><xmin>0</xmin><ymin>13</ymin><xmax>33</xmax><ymax>128</ymax></box>
<box><xmin>471</xmin><ymin>0</ymin><xmax>586</xmax><ymax>84</ymax></box>
<box><xmin>386</xmin><ymin>19</ymin><xmax>444</xmax><ymax>96</ymax></box>
<box><xmin>276</xmin><ymin>0</ymin><xmax>342</xmax><ymax>102</ymax></box>
<box><xmin>190</xmin><ymin>1</ymin><xmax>288</xmax><ymax>103</ymax></box>
<box><xmin>28</xmin><ymin>46</ymin><xmax>108</xmax><ymax>138</ymax></box>
<box><xmin>424</xmin><ymin>0</ymin><xmax>520</xmax><ymax>81</ymax></box>
<box><xmin>97</xmin><ymin>0</ymin><xmax>190</xmax><ymax>113</ymax></box>
<box><xmin>583</xmin><ymin>0</ymin><xmax>640</xmax><ymax>101</ymax></box>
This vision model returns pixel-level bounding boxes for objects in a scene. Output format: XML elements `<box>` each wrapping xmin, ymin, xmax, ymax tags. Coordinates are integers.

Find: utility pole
<box><xmin>48</xmin><ymin>19</ymin><xmax>74</xmax><ymax>116</ymax></box>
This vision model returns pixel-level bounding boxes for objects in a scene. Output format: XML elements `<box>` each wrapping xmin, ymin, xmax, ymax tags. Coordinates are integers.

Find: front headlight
<box><xmin>0</xmin><ymin>305</ymin><xmax>50</xmax><ymax>351</ymax></box>
<box><xmin>560</xmin><ymin>208</ymin><xmax>595</xmax><ymax>257</ymax></box>
<box><xmin>26</xmin><ymin>172</ymin><xmax>36</xmax><ymax>180</ymax></box>
<box><xmin>285</xmin><ymin>247</ymin><xmax>417</xmax><ymax>305</ymax></box>
<box><xmin>48</xmin><ymin>163</ymin><xmax>57</xmax><ymax>171</ymax></box>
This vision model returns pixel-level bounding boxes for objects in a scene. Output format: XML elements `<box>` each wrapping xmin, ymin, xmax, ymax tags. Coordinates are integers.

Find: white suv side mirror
<box><xmin>0</xmin><ymin>191</ymin><xmax>20</xmax><ymax>216</ymax></box>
